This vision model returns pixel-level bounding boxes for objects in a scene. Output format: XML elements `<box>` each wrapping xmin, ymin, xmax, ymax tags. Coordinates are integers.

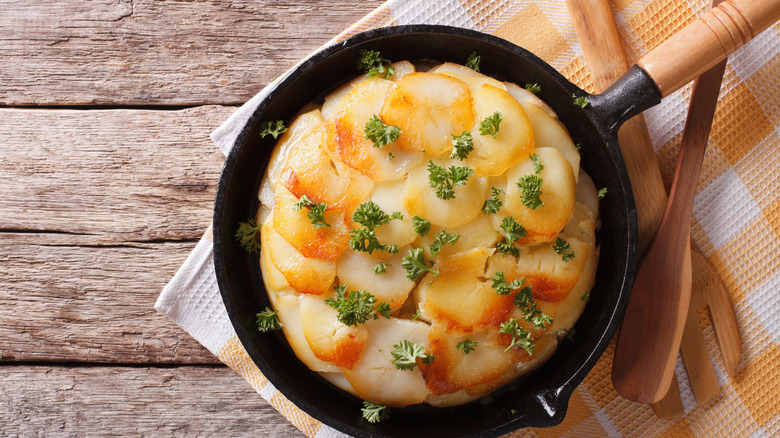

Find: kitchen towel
<box><xmin>155</xmin><ymin>0</ymin><xmax>780</xmax><ymax>436</ymax></box>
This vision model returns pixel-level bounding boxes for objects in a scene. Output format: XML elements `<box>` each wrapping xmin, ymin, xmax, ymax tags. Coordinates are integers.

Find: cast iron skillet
<box><xmin>213</xmin><ymin>6</ymin><xmax>769</xmax><ymax>433</ymax></box>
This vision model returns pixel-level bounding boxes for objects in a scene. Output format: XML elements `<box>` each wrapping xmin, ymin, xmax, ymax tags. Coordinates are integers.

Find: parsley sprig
<box><xmin>256</xmin><ymin>307</ymin><xmax>282</xmax><ymax>332</ymax></box>
<box><xmin>598</xmin><ymin>187</ymin><xmax>608</xmax><ymax>200</ymax></box>
<box><xmin>513</xmin><ymin>283</ymin><xmax>554</xmax><ymax>330</ymax></box>
<box><xmin>357</xmin><ymin>49</ymin><xmax>395</xmax><ymax>78</ymax></box>
<box><xmin>479</xmin><ymin>112</ymin><xmax>502</xmax><ymax>138</ymax></box>
<box><xmin>427</xmin><ymin>161</ymin><xmax>474</xmax><ymax>200</ymax></box>
<box><xmin>412</xmin><ymin>215</ymin><xmax>431</xmax><ymax>237</ymax></box>
<box><xmin>324</xmin><ymin>285</ymin><xmax>392</xmax><ymax>327</ymax></box>
<box><xmin>525</xmin><ymin>83</ymin><xmax>541</xmax><ymax>94</ymax></box>
<box><xmin>401</xmin><ymin>247</ymin><xmax>439</xmax><ymax>282</ymax></box>
<box><xmin>450</xmin><ymin>131</ymin><xmax>474</xmax><ymax>160</ymax></box>
<box><xmin>294</xmin><ymin>195</ymin><xmax>330</xmax><ymax>229</ymax></box>
<box><xmin>573</xmin><ymin>94</ymin><xmax>590</xmax><ymax>108</ymax></box>
<box><xmin>491</xmin><ymin>271</ymin><xmax>526</xmax><ymax>296</ymax></box>
<box><xmin>365</xmin><ymin>115</ymin><xmax>401</xmax><ymax>149</ymax></box>
<box><xmin>517</xmin><ymin>174</ymin><xmax>544</xmax><ymax>210</ymax></box>
<box><xmin>372</xmin><ymin>262</ymin><xmax>389</xmax><ymax>275</ymax></box>
<box><xmin>349</xmin><ymin>201</ymin><xmax>399</xmax><ymax>254</ymax></box>
<box><xmin>466</xmin><ymin>52</ymin><xmax>481</xmax><ymax>72</ymax></box>
<box><xmin>530</xmin><ymin>153</ymin><xmax>544</xmax><ymax>174</ymax></box>
<box><xmin>235</xmin><ymin>219</ymin><xmax>261</xmax><ymax>254</ymax></box>
<box><xmin>429</xmin><ymin>229</ymin><xmax>459</xmax><ymax>257</ymax></box>
<box><xmin>259</xmin><ymin>120</ymin><xmax>287</xmax><ymax>139</ymax></box>
<box><xmin>499</xmin><ymin>318</ymin><xmax>534</xmax><ymax>354</ymax></box>
<box><xmin>362</xmin><ymin>401</ymin><xmax>389</xmax><ymax>423</ymax></box>
<box><xmin>457</xmin><ymin>339</ymin><xmax>478</xmax><ymax>354</ymax></box>
<box><xmin>391</xmin><ymin>340</ymin><xmax>434</xmax><ymax>370</ymax></box>
<box><xmin>496</xmin><ymin>216</ymin><xmax>526</xmax><ymax>257</ymax></box>
<box><xmin>482</xmin><ymin>187</ymin><xmax>504</xmax><ymax>215</ymax></box>
<box><xmin>553</xmin><ymin>237</ymin><xmax>575</xmax><ymax>262</ymax></box>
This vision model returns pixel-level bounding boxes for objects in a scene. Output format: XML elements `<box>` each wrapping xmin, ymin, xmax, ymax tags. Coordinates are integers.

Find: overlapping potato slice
<box><xmin>336</xmin><ymin>248</ymin><xmax>415</xmax><ymax>310</ymax></box>
<box><xmin>263</xmin><ymin>221</ymin><xmax>336</xmax><ymax>295</ymax></box>
<box><xmin>380</xmin><ymin>73</ymin><xmax>475</xmax><ymax>156</ymax></box>
<box><xmin>428</xmin><ymin>62</ymin><xmax>506</xmax><ymax>94</ymax></box>
<box><xmin>370</xmin><ymin>181</ymin><xmax>416</xmax><ymax>247</ymax></box>
<box><xmin>322</xmin><ymin>61</ymin><xmax>416</xmax><ymax>120</ymax></box>
<box><xmin>340</xmin><ymin>318</ymin><xmax>431</xmax><ymax>407</ymax></box>
<box><xmin>418</xmin><ymin>213</ymin><xmax>499</xmax><ymax>259</ymax></box>
<box><xmin>504</xmin><ymin>83</ymin><xmax>580</xmax><ymax>180</ymax></box>
<box><xmin>275</xmin><ymin>293</ymin><xmax>340</xmax><ymax>373</ymax></box>
<box><xmin>264</xmin><ymin>109</ymin><xmax>326</xmax><ymax>192</ymax></box>
<box><xmin>465</xmin><ymin>84</ymin><xmax>534</xmax><ymax>176</ymax></box>
<box><xmin>415</xmin><ymin>248</ymin><xmax>514</xmax><ymax>333</ymax></box>
<box><xmin>273</xmin><ymin>184</ymin><xmax>351</xmax><ymax>261</ymax></box>
<box><xmin>329</xmin><ymin>77</ymin><xmax>423</xmax><ymax>181</ymax></box>
<box><xmin>260</xmin><ymin>222</ymin><xmax>291</xmax><ymax>295</ymax></box>
<box><xmin>401</xmin><ymin>158</ymin><xmax>488</xmax><ymax>228</ymax></box>
<box><xmin>500</xmin><ymin>147</ymin><xmax>576</xmax><ymax>244</ymax></box>
<box><xmin>575</xmin><ymin>169</ymin><xmax>599</xmax><ymax>219</ymax></box>
<box><xmin>300</xmin><ymin>294</ymin><xmax>368</xmax><ymax>370</ymax></box>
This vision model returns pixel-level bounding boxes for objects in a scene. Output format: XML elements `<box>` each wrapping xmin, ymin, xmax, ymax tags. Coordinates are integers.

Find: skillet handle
<box><xmin>637</xmin><ymin>0</ymin><xmax>780</xmax><ymax>97</ymax></box>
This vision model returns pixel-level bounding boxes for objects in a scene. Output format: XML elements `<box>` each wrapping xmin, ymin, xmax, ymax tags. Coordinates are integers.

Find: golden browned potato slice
<box><xmin>501</xmin><ymin>147</ymin><xmax>576</xmax><ymax>244</ymax></box>
<box><xmin>428</xmin><ymin>62</ymin><xmax>506</xmax><ymax>94</ymax></box>
<box><xmin>465</xmin><ymin>84</ymin><xmax>534</xmax><ymax>176</ymax></box>
<box><xmin>260</xmin><ymin>221</ymin><xmax>291</xmax><ymax>293</ymax></box>
<box><xmin>263</xmin><ymin>221</ymin><xmax>336</xmax><ymax>296</ymax></box>
<box><xmin>380</xmin><ymin>73</ymin><xmax>475</xmax><ymax>156</ymax></box>
<box><xmin>415</xmin><ymin>248</ymin><xmax>514</xmax><ymax>333</ymax></box>
<box><xmin>275</xmin><ymin>293</ymin><xmax>340</xmax><ymax>373</ymax></box>
<box><xmin>281</xmin><ymin>121</ymin><xmax>373</xmax><ymax>211</ymax></box>
<box><xmin>300</xmin><ymin>294</ymin><xmax>368</xmax><ymax>370</ymax></box>
<box><xmin>336</xmin><ymin>248</ymin><xmax>415</xmax><ymax>310</ymax></box>
<box><xmin>401</xmin><ymin>158</ymin><xmax>489</xmax><ymax>228</ymax></box>
<box><xmin>272</xmin><ymin>184</ymin><xmax>350</xmax><ymax>261</ymax></box>
<box><xmin>340</xmin><ymin>318</ymin><xmax>431</xmax><ymax>407</ymax></box>
<box><xmin>418</xmin><ymin>213</ymin><xmax>499</xmax><ymax>259</ymax></box>
<box><xmin>264</xmin><ymin>109</ymin><xmax>326</xmax><ymax>191</ymax></box>
<box><xmin>322</xmin><ymin>61</ymin><xmax>416</xmax><ymax>120</ymax></box>
<box><xmin>329</xmin><ymin>77</ymin><xmax>423</xmax><ymax>181</ymax></box>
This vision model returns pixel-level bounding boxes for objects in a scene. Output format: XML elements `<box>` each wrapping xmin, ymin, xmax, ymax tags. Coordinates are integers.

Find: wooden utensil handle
<box><xmin>638</xmin><ymin>0</ymin><xmax>780</xmax><ymax>97</ymax></box>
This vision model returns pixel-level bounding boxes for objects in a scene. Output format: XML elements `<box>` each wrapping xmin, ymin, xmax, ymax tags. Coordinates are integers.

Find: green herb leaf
<box><xmin>529</xmin><ymin>153</ymin><xmax>544</xmax><ymax>174</ymax></box>
<box><xmin>357</xmin><ymin>49</ymin><xmax>395</xmax><ymax>79</ymax></box>
<box><xmin>427</xmin><ymin>161</ymin><xmax>474</xmax><ymax>200</ymax></box>
<box><xmin>412</xmin><ymin>215</ymin><xmax>431</xmax><ymax>237</ymax></box>
<box><xmin>517</xmin><ymin>174</ymin><xmax>544</xmax><ymax>210</ymax></box>
<box><xmin>491</xmin><ymin>271</ymin><xmax>527</xmax><ymax>296</ymax></box>
<box><xmin>401</xmin><ymin>247</ymin><xmax>439</xmax><ymax>282</ymax></box>
<box><xmin>525</xmin><ymin>83</ymin><xmax>541</xmax><ymax>94</ymax></box>
<box><xmin>553</xmin><ymin>237</ymin><xmax>575</xmax><ymax>262</ymax></box>
<box><xmin>466</xmin><ymin>51</ymin><xmax>481</xmax><ymax>72</ymax></box>
<box><xmin>456</xmin><ymin>339</ymin><xmax>478</xmax><ymax>354</ymax></box>
<box><xmin>411</xmin><ymin>309</ymin><xmax>422</xmax><ymax>321</ymax></box>
<box><xmin>259</xmin><ymin>120</ymin><xmax>288</xmax><ymax>139</ymax></box>
<box><xmin>479</xmin><ymin>111</ymin><xmax>502</xmax><ymax>138</ymax></box>
<box><xmin>573</xmin><ymin>94</ymin><xmax>590</xmax><ymax>108</ymax></box>
<box><xmin>349</xmin><ymin>201</ymin><xmax>398</xmax><ymax>254</ymax></box>
<box><xmin>353</xmin><ymin>200</ymin><xmax>391</xmax><ymax>230</ymax></box>
<box><xmin>294</xmin><ymin>195</ymin><xmax>330</xmax><ymax>229</ymax></box>
<box><xmin>372</xmin><ymin>262</ymin><xmax>389</xmax><ymax>275</ymax></box>
<box><xmin>522</xmin><ymin>301</ymin><xmax>554</xmax><ymax>330</ymax></box>
<box><xmin>235</xmin><ymin>219</ymin><xmax>261</xmax><ymax>254</ymax></box>
<box><xmin>482</xmin><ymin>187</ymin><xmax>504</xmax><ymax>215</ymax></box>
<box><xmin>429</xmin><ymin>229</ymin><xmax>459</xmax><ymax>257</ymax></box>
<box><xmin>256</xmin><ymin>307</ymin><xmax>282</xmax><ymax>332</ymax></box>
<box><xmin>365</xmin><ymin>115</ymin><xmax>401</xmax><ymax>148</ymax></box>
<box><xmin>499</xmin><ymin>319</ymin><xmax>535</xmax><ymax>354</ymax></box>
<box><xmin>390</xmin><ymin>211</ymin><xmax>404</xmax><ymax>220</ymax></box>
<box><xmin>324</xmin><ymin>285</ymin><xmax>391</xmax><ymax>326</ymax></box>
<box><xmin>450</xmin><ymin>131</ymin><xmax>474</xmax><ymax>160</ymax></box>
<box><xmin>496</xmin><ymin>241</ymin><xmax>520</xmax><ymax>258</ymax></box>
<box><xmin>501</xmin><ymin>216</ymin><xmax>527</xmax><ymax>243</ymax></box>
<box><xmin>597</xmin><ymin>187</ymin><xmax>608</xmax><ymax>200</ymax></box>
<box><xmin>362</xmin><ymin>401</ymin><xmax>390</xmax><ymax>423</ymax></box>
<box><xmin>391</xmin><ymin>340</ymin><xmax>432</xmax><ymax>370</ymax></box>
<box><xmin>581</xmin><ymin>292</ymin><xmax>590</xmax><ymax>302</ymax></box>
<box><xmin>575</xmin><ymin>142</ymin><xmax>581</xmax><ymax>151</ymax></box>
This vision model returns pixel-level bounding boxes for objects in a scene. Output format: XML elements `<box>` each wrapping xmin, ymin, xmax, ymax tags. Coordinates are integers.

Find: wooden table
<box><xmin>0</xmin><ymin>1</ymin><xmax>382</xmax><ymax>435</ymax></box>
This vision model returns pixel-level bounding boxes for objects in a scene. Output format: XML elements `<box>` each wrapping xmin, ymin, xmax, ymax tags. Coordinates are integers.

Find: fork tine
<box><xmin>680</xmin><ymin>280</ymin><xmax>719</xmax><ymax>405</ymax></box>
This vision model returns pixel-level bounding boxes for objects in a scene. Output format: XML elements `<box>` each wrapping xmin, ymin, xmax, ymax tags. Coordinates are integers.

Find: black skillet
<box><xmin>213</xmin><ymin>3</ymin><xmax>775</xmax><ymax>435</ymax></box>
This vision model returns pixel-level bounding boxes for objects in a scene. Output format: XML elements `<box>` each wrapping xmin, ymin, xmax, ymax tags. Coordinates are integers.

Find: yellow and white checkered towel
<box><xmin>155</xmin><ymin>0</ymin><xmax>780</xmax><ymax>436</ymax></box>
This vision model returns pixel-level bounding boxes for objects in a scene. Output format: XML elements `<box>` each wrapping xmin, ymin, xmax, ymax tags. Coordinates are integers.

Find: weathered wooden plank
<box><xmin>0</xmin><ymin>365</ymin><xmax>303</xmax><ymax>437</ymax></box>
<box><xmin>0</xmin><ymin>0</ymin><xmax>384</xmax><ymax>106</ymax></box>
<box><xmin>0</xmin><ymin>232</ymin><xmax>220</xmax><ymax>364</ymax></box>
<box><xmin>0</xmin><ymin>106</ymin><xmax>233</xmax><ymax>242</ymax></box>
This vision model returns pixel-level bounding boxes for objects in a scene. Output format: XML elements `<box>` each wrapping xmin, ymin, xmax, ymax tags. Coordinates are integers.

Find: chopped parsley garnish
<box><xmin>598</xmin><ymin>187</ymin><xmax>608</xmax><ymax>200</ymax></box>
<box><xmin>429</xmin><ymin>229</ymin><xmax>460</xmax><ymax>257</ymax></box>
<box><xmin>259</xmin><ymin>120</ymin><xmax>287</xmax><ymax>139</ymax></box>
<box><xmin>553</xmin><ymin>237</ymin><xmax>575</xmax><ymax>262</ymax></box>
<box><xmin>362</xmin><ymin>401</ymin><xmax>389</xmax><ymax>423</ymax></box>
<box><xmin>491</xmin><ymin>271</ymin><xmax>526</xmax><ymax>296</ymax></box>
<box><xmin>499</xmin><ymin>319</ymin><xmax>534</xmax><ymax>354</ymax></box>
<box><xmin>427</xmin><ymin>161</ymin><xmax>474</xmax><ymax>200</ymax></box>
<box><xmin>391</xmin><ymin>340</ymin><xmax>433</xmax><ymax>370</ymax></box>
<box><xmin>324</xmin><ymin>285</ymin><xmax>391</xmax><ymax>327</ymax></box>
<box><xmin>235</xmin><ymin>219</ymin><xmax>261</xmax><ymax>254</ymax></box>
<box><xmin>512</xmin><ymin>280</ymin><xmax>554</xmax><ymax>330</ymax></box>
<box><xmin>482</xmin><ymin>187</ymin><xmax>504</xmax><ymax>215</ymax></box>
<box><xmin>372</xmin><ymin>262</ymin><xmax>389</xmax><ymax>275</ymax></box>
<box><xmin>581</xmin><ymin>292</ymin><xmax>591</xmax><ymax>301</ymax></box>
<box><xmin>575</xmin><ymin>142</ymin><xmax>581</xmax><ymax>151</ymax></box>
<box><xmin>517</xmin><ymin>174</ymin><xmax>544</xmax><ymax>210</ymax></box>
<box><xmin>466</xmin><ymin>51</ymin><xmax>481</xmax><ymax>72</ymax></box>
<box><xmin>450</xmin><ymin>131</ymin><xmax>474</xmax><ymax>160</ymax></box>
<box><xmin>412</xmin><ymin>215</ymin><xmax>431</xmax><ymax>237</ymax></box>
<box><xmin>456</xmin><ymin>339</ymin><xmax>478</xmax><ymax>354</ymax></box>
<box><xmin>256</xmin><ymin>307</ymin><xmax>282</xmax><ymax>332</ymax></box>
<box><xmin>365</xmin><ymin>115</ymin><xmax>401</xmax><ymax>149</ymax></box>
<box><xmin>357</xmin><ymin>49</ymin><xmax>394</xmax><ymax>79</ymax></box>
<box><xmin>349</xmin><ymin>201</ymin><xmax>397</xmax><ymax>254</ymax></box>
<box><xmin>353</xmin><ymin>201</ymin><xmax>392</xmax><ymax>229</ymax></box>
<box><xmin>525</xmin><ymin>83</ymin><xmax>541</xmax><ymax>94</ymax></box>
<box><xmin>573</xmin><ymin>94</ymin><xmax>590</xmax><ymax>108</ymax></box>
<box><xmin>530</xmin><ymin>153</ymin><xmax>544</xmax><ymax>174</ymax></box>
<box><xmin>496</xmin><ymin>216</ymin><xmax>526</xmax><ymax>257</ymax></box>
<box><xmin>390</xmin><ymin>211</ymin><xmax>404</xmax><ymax>220</ymax></box>
<box><xmin>401</xmin><ymin>247</ymin><xmax>439</xmax><ymax>282</ymax></box>
<box><xmin>479</xmin><ymin>112</ymin><xmax>502</xmax><ymax>138</ymax></box>
<box><xmin>411</xmin><ymin>309</ymin><xmax>422</xmax><ymax>321</ymax></box>
<box><xmin>294</xmin><ymin>195</ymin><xmax>330</xmax><ymax>229</ymax></box>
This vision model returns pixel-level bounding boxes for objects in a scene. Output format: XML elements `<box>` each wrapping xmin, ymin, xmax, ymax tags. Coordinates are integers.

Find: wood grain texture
<box><xmin>0</xmin><ymin>365</ymin><xmax>303</xmax><ymax>437</ymax></box>
<box><xmin>0</xmin><ymin>106</ymin><xmax>232</xmax><ymax>242</ymax></box>
<box><xmin>0</xmin><ymin>0</ymin><xmax>384</xmax><ymax>106</ymax></box>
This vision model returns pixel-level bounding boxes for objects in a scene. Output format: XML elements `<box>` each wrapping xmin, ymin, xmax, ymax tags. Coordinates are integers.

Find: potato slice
<box><xmin>501</xmin><ymin>147</ymin><xmax>576</xmax><ymax>244</ymax></box>
<box><xmin>418</xmin><ymin>213</ymin><xmax>499</xmax><ymax>259</ymax></box>
<box><xmin>260</xmin><ymin>219</ymin><xmax>291</xmax><ymax>293</ymax></box>
<box><xmin>401</xmin><ymin>158</ymin><xmax>489</xmax><ymax>228</ymax></box>
<box><xmin>370</xmin><ymin>181</ymin><xmax>416</xmax><ymax>247</ymax></box>
<box><xmin>263</xmin><ymin>221</ymin><xmax>336</xmax><ymax>295</ymax></box>
<box><xmin>429</xmin><ymin>62</ymin><xmax>506</xmax><ymax>94</ymax></box>
<box><xmin>340</xmin><ymin>318</ymin><xmax>431</xmax><ymax>407</ymax></box>
<box><xmin>575</xmin><ymin>169</ymin><xmax>600</xmax><ymax>219</ymax></box>
<box><xmin>300</xmin><ymin>294</ymin><xmax>368</xmax><ymax>370</ymax></box>
<box><xmin>275</xmin><ymin>293</ymin><xmax>340</xmax><ymax>373</ymax></box>
<box><xmin>465</xmin><ymin>84</ymin><xmax>534</xmax><ymax>176</ymax></box>
<box><xmin>336</xmin><ymin>248</ymin><xmax>415</xmax><ymax>309</ymax></box>
<box><xmin>321</xmin><ymin>61</ymin><xmax>416</xmax><ymax>120</ymax></box>
<box><xmin>380</xmin><ymin>72</ymin><xmax>475</xmax><ymax>156</ymax></box>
